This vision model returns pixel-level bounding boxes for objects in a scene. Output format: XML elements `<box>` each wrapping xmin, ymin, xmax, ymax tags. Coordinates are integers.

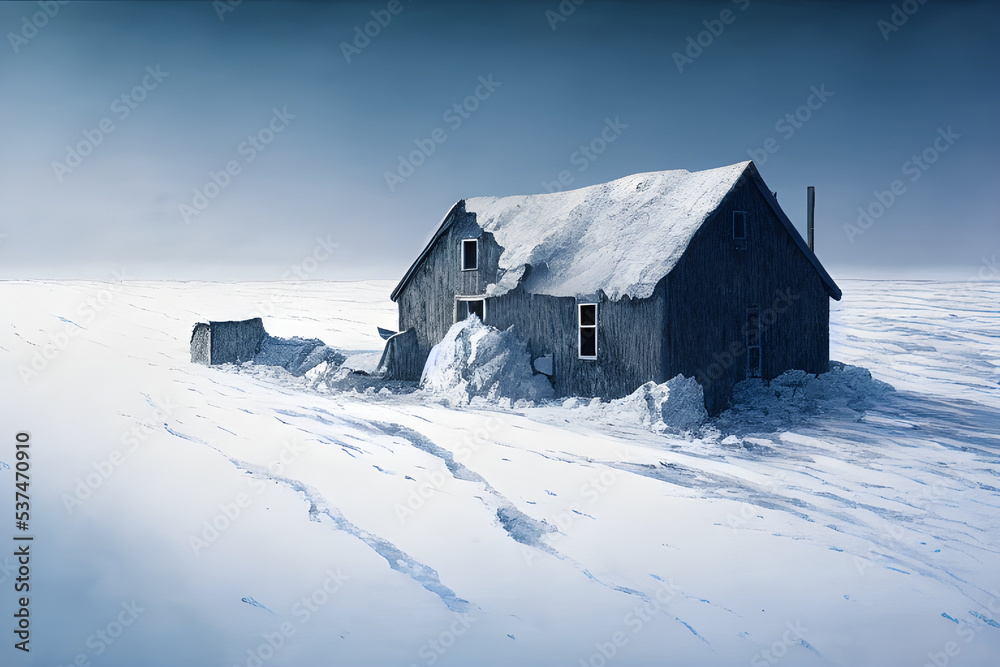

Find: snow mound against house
<box><xmin>421</xmin><ymin>317</ymin><xmax>554</xmax><ymax>404</ymax></box>
<box><xmin>304</xmin><ymin>362</ymin><xmax>418</xmax><ymax>396</ymax></box>
<box><xmin>561</xmin><ymin>375</ymin><xmax>708</xmax><ymax>433</ymax></box>
<box><xmin>714</xmin><ymin>361</ymin><xmax>895</xmax><ymax>433</ymax></box>
<box><xmin>253</xmin><ymin>335</ymin><xmax>346</xmax><ymax>377</ymax></box>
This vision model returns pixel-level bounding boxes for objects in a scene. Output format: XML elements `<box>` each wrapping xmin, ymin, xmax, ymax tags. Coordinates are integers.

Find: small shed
<box><xmin>190</xmin><ymin>318</ymin><xmax>267</xmax><ymax>365</ymax></box>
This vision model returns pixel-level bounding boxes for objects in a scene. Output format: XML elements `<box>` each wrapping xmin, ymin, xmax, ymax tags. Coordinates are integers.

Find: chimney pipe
<box><xmin>807</xmin><ymin>186</ymin><xmax>815</xmax><ymax>252</ymax></box>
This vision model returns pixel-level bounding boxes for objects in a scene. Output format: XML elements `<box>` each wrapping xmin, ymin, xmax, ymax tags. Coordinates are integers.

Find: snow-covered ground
<box><xmin>1</xmin><ymin>279</ymin><xmax>998</xmax><ymax>666</ymax></box>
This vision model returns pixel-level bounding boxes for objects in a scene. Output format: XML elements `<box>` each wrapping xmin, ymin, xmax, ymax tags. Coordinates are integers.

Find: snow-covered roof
<box><xmin>392</xmin><ymin>161</ymin><xmax>841</xmax><ymax>302</ymax></box>
<box><xmin>466</xmin><ymin>162</ymin><xmax>750</xmax><ymax>300</ymax></box>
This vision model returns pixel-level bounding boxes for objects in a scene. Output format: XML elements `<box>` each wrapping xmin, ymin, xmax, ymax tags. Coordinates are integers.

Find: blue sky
<box><xmin>0</xmin><ymin>0</ymin><xmax>996</xmax><ymax>281</ymax></box>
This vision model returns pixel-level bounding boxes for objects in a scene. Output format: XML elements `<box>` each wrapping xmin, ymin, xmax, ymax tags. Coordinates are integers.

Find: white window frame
<box><xmin>461</xmin><ymin>238</ymin><xmax>478</xmax><ymax>271</ymax></box>
<box><xmin>578</xmin><ymin>303</ymin><xmax>598</xmax><ymax>360</ymax></box>
<box><xmin>455</xmin><ymin>296</ymin><xmax>486</xmax><ymax>323</ymax></box>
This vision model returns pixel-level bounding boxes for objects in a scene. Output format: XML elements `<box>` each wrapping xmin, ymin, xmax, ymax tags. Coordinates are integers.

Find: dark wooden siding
<box><xmin>376</xmin><ymin>328</ymin><xmax>423</xmax><ymax>380</ymax></box>
<box><xmin>665</xmin><ymin>176</ymin><xmax>831</xmax><ymax>415</ymax></box>
<box><xmin>205</xmin><ymin>318</ymin><xmax>267</xmax><ymax>365</ymax></box>
<box><xmin>486</xmin><ymin>281</ymin><xmax>666</xmax><ymax>398</ymax></box>
<box><xmin>397</xmin><ymin>205</ymin><xmax>503</xmax><ymax>366</ymax></box>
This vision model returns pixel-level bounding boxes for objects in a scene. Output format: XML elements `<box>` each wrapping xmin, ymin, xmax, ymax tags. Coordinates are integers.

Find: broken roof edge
<box><xmin>744</xmin><ymin>162</ymin><xmax>842</xmax><ymax>301</ymax></box>
<box><xmin>390</xmin><ymin>200</ymin><xmax>465</xmax><ymax>302</ymax></box>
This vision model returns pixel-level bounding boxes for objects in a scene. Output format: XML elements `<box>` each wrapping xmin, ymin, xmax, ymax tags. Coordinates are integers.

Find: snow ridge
<box><xmin>229</xmin><ymin>458</ymin><xmax>473</xmax><ymax>613</ymax></box>
<box><xmin>372</xmin><ymin>421</ymin><xmax>558</xmax><ymax>552</ymax></box>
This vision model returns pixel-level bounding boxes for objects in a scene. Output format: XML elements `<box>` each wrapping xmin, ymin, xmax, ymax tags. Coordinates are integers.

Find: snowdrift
<box><xmin>714</xmin><ymin>361</ymin><xmax>895</xmax><ymax>433</ymax></box>
<box><xmin>421</xmin><ymin>318</ymin><xmax>554</xmax><ymax>404</ymax></box>
<box><xmin>560</xmin><ymin>375</ymin><xmax>708</xmax><ymax>433</ymax></box>
<box><xmin>304</xmin><ymin>360</ymin><xmax>417</xmax><ymax>396</ymax></box>
<box><xmin>202</xmin><ymin>317</ymin><xmax>892</xmax><ymax>441</ymax></box>
<box><xmin>254</xmin><ymin>335</ymin><xmax>345</xmax><ymax>376</ymax></box>
<box><xmin>421</xmin><ymin>318</ymin><xmax>707</xmax><ymax>430</ymax></box>
<box><xmin>556</xmin><ymin>363</ymin><xmax>894</xmax><ymax>436</ymax></box>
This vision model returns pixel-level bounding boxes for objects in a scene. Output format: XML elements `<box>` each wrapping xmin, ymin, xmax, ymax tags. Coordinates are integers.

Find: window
<box><xmin>746</xmin><ymin>306</ymin><xmax>761</xmax><ymax>378</ymax></box>
<box><xmin>578</xmin><ymin>303</ymin><xmax>597</xmax><ymax>359</ymax></box>
<box><xmin>456</xmin><ymin>297</ymin><xmax>485</xmax><ymax>322</ymax></box>
<box><xmin>461</xmin><ymin>239</ymin><xmax>478</xmax><ymax>271</ymax></box>
<box><xmin>733</xmin><ymin>211</ymin><xmax>747</xmax><ymax>249</ymax></box>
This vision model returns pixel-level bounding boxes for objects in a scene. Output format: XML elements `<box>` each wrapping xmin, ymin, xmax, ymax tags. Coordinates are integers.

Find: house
<box><xmin>382</xmin><ymin>160</ymin><xmax>842</xmax><ymax>414</ymax></box>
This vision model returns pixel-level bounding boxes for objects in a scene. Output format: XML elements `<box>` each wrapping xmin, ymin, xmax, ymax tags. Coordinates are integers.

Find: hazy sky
<box><xmin>0</xmin><ymin>0</ymin><xmax>997</xmax><ymax>281</ymax></box>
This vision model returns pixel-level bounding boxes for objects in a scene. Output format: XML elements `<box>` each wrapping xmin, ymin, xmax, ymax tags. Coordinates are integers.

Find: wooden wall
<box><xmin>397</xmin><ymin>203</ymin><xmax>503</xmax><ymax>370</ymax></box>
<box><xmin>376</xmin><ymin>328</ymin><xmax>423</xmax><ymax>380</ymax></box>
<box><xmin>206</xmin><ymin>318</ymin><xmax>267</xmax><ymax>365</ymax></box>
<box><xmin>486</xmin><ymin>283</ymin><xmax>665</xmax><ymax>398</ymax></box>
<box><xmin>665</xmin><ymin>175</ymin><xmax>831</xmax><ymax>415</ymax></box>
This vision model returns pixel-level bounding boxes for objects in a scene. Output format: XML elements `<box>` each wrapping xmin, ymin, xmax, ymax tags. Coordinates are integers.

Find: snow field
<box><xmin>0</xmin><ymin>278</ymin><xmax>997</xmax><ymax>666</ymax></box>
